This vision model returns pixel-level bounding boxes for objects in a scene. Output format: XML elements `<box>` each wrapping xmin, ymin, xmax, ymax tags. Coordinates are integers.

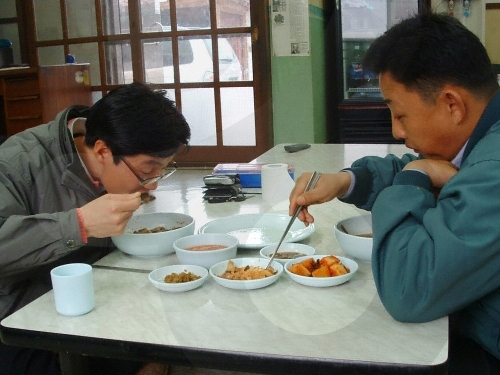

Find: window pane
<box><xmin>176</xmin><ymin>36</ymin><xmax>247</xmax><ymax>83</ymax></box>
<box><xmin>219</xmin><ymin>34</ymin><xmax>251</xmax><ymax>81</ymax></box>
<box><xmin>66</xmin><ymin>0</ymin><xmax>97</xmax><ymax>38</ymax></box>
<box><xmin>38</xmin><ymin>46</ymin><xmax>65</xmax><ymax>65</ymax></box>
<box><xmin>92</xmin><ymin>91</ymin><xmax>103</xmax><ymax>104</ymax></box>
<box><xmin>105</xmin><ymin>41</ymin><xmax>132</xmax><ymax>85</ymax></box>
<box><xmin>0</xmin><ymin>23</ymin><xmax>20</xmax><ymax>65</ymax></box>
<box><xmin>342</xmin><ymin>0</ymin><xmax>387</xmax><ymax>39</ymax></box>
<box><xmin>216</xmin><ymin>0</ymin><xmax>250</xmax><ymax>28</ymax></box>
<box><xmin>140</xmin><ymin>0</ymin><xmax>170</xmax><ymax>32</ymax></box>
<box><xmin>176</xmin><ymin>0</ymin><xmax>210</xmax><ymax>28</ymax></box>
<box><xmin>221</xmin><ymin>87</ymin><xmax>255</xmax><ymax>146</ymax></box>
<box><xmin>102</xmin><ymin>0</ymin><xmax>130</xmax><ymax>35</ymax></box>
<box><xmin>164</xmin><ymin>89</ymin><xmax>176</xmax><ymax>105</ymax></box>
<box><xmin>178</xmin><ymin>36</ymin><xmax>212</xmax><ymax>83</ymax></box>
<box><xmin>34</xmin><ymin>0</ymin><xmax>63</xmax><ymax>41</ymax></box>
<box><xmin>143</xmin><ymin>38</ymin><xmax>173</xmax><ymax>84</ymax></box>
<box><xmin>0</xmin><ymin>0</ymin><xmax>17</xmax><ymax>17</ymax></box>
<box><xmin>69</xmin><ymin>43</ymin><xmax>100</xmax><ymax>85</ymax></box>
<box><xmin>181</xmin><ymin>88</ymin><xmax>216</xmax><ymax>146</ymax></box>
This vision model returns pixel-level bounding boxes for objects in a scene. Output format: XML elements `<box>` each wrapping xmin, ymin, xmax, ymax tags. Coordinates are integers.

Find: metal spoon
<box><xmin>265</xmin><ymin>171</ymin><xmax>322</xmax><ymax>269</ymax></box>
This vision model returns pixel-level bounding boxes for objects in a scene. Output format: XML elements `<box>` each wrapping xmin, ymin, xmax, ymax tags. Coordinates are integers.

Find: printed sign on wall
<box><xmin>271</xmin><ymin>0</ymin><xmax>310</xmax><ymax>56</ymax></box>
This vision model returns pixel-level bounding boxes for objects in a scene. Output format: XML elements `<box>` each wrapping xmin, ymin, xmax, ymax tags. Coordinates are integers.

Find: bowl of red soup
<box><xmin>173</xmin><ymin>233</ymin><xmax>238</xmax><ymax>268</ymax></box>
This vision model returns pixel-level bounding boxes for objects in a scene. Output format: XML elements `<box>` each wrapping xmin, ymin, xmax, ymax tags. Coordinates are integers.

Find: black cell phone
<box><xmin>284</xmin><ymin>143</ymin><xmax>311</xmax><ymax>153</ymax></box>
<box><xmin>203</xmin><ymin>174</ymin><xmax>239</xmax><ymax>186</ymax></box>
<box><xmin>203</xmin><ymin>187</ymin><xmax>246</xmax><ymax>203</ymax></box>
<box><xmin>203</xmin><ymin>188</ymin><xmax>234</xmax><ymax>198</ymax></box>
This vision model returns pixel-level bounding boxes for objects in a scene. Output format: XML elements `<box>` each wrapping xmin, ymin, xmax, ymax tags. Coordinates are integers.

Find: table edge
<box><xmin>0</xmin><ymin>325</ymin><xmax>448</xmax><ymax>375</ymax></box>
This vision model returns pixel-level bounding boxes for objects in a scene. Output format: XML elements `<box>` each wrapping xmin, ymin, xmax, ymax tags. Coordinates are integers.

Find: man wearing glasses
<box><xmin>0</xmin><ymin>82</ymin><xmax>190</xmax><ymax>375</ymax></box>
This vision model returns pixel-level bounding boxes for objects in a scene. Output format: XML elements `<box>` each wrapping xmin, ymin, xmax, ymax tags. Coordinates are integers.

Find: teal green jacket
<box><xmin>341</xmin><ymin>90</ymin><xmax>500</xmax><ymax>359</ymax></box>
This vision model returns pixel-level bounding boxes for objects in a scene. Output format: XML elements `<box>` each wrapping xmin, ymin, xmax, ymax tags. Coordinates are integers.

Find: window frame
<box><xmin>22</xmin><ymin>0</ymin><xmax>273</xmax><ymax>166</ymax></box>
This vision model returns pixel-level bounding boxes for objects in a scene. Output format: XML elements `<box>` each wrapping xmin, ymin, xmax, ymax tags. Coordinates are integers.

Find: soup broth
<box><xmin>185</xmin><ymin>244</ymin><xmax>227</xmax><ymax>251</ymax></box>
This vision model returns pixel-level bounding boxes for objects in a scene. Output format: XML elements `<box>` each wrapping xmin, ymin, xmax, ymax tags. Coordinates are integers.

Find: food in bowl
<box><xmin>140</xmin><ymin>192</ymin><xmax>156</xmax><ymax>203</ymax></box>
<box><xmin>355</xmin><ymin>233</ymin><xmax>372</xmax><ymax>238</ymax></box>
<box><xmin>271</xmin><ymin>252</ymin><xmax>307</xmax><ymax>259</ymax></box>
<box><xmin>164</xmin><ymin>271</ymin><xmax>201</xmax><ymax>283</ymax></box>
<box><xmin>173</xmin><ymin>233</ymin><xmax>238</xmax><ymax>268</ymax></box>
<box><xmin>111</xmin><ymin>212</ymin><xmax>195</xmax><ymax>257</ymax></box>
<box><xmin>285</xmin><ymin>255</ymin><xmax>358</xmax><ymax>287</ymax></box>
<box><xmin>209</xmin><ymin>258</ymin><xmax>284</xmax><ymax>290</ymax></box>
<box><xmin>259</xmin><ymin>243</ymin><xmax>315</xmax><ymax>265</ymax></box>
<box><xmin>338</xmin><ymin>223</ymin><xmax>372</xmax><ymax>238</ymax></box>
<box><xmin>185</xmin><ymin>244</ymin><xmax>227</xmax><ymax>251</ymax></box>
<box><xmin>334</xmin><ymin>214</ymin><xmax>373</xmax><ymax>262</ymax></box>
<box><xmin>287</xmin><ymin>255</ymin><xmax>349</xmax><ymax>278</ymax></box>
<box><xmin>218</xmin><ymin>260</ymin><xmax>276</xmax><ymax>280</ymax></box>
<box><xmin>133</xmin><ymin>225</ymin><xmax>184</xmax><ymax>234</ymax></box>
<box><xmin>149</xmin><ymin>265</ymin><xmax>208</xmax><ymax>292</ymax></box>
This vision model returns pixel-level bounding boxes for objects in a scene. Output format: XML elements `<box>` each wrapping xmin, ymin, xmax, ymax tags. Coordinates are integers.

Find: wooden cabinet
<box><xmin>2</xmin><ymin>72</ymin><xmax>41</xmax><ymax>136</ymax></box>
<box><xmin>0</xmin><ymin>64</ymin><xmax>92</xmax><ymax>138</ymax></box>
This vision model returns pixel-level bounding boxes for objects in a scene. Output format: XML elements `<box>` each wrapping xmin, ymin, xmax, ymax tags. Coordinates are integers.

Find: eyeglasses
<box><xmin>121</xmin><ymin>157</ymin><xmax>177</xmax><ymax>186</ymax></box>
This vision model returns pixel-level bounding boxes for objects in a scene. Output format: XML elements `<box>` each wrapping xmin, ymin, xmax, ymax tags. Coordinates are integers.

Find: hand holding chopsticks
<box><xmin>265</xmin><ymin>172</ymin><xmax>322</xmax><ymax>269</ymax></box>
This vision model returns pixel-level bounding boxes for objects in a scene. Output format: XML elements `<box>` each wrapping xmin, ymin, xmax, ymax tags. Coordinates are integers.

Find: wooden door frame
<box><xmin>21</xmin><ymin>0</ymin><xmax>273</xmax><ymax>167</ymax></box>
<box><xmin>175</xmin><ymin>1</ymin><xmax>273</xmax><ymax>166</ymax></box>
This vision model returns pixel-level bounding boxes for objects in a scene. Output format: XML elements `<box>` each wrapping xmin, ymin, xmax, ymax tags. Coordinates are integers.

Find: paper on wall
<box><xmin>270</xmin><ymin>0</ymin><xmax>310</xmax><ymax>56</ymax></box>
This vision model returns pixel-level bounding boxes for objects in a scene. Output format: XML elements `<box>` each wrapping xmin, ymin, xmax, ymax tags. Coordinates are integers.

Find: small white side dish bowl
<box><xmin>334</xmin><ymin>214</ymin><xmax>373</xmax><ymax>262</ymax></box>
<box><xmin>112</xmin><ymin>212</ymin><xmax>195</xmax><ymax>257</ymax></box>
<box><xmin>148</xmin><ymin>265</ymin><xmax>208</xmax><ymax>292</ymax></box>
<box><xmin>173</xmin><ymin>233</ymin><xmax>238</xmax><ymax>269</ymax></box>
<box><xmin>259</xmin><ymin>243</ymin><xmax>315</xmax><ymax>265</ymax></box>
<box><xmin>285</xmin><ymin>255</ymin><xmax>358</xmax><ymax>287</ymax></box>
<box><xmin>209</xmin><ymin>258</ymin><xmax>283</xmax><ymax>290</ymax></box>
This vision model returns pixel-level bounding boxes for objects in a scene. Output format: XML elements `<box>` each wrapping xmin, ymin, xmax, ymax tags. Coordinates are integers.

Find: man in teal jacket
<box><xmin>290</xmin><ymin>13</ymin><xmax>500</xmax><ymax>374</ymax></box>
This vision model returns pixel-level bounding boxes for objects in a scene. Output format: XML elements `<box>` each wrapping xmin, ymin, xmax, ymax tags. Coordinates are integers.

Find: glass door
<box><xmin>30</xmin><ymin>0</ymin><xmax>272</xmax><ymax>165</ymax></box>
<box><xmin>137</xmin><ymin>1</ymin><xmax>255</xmax><ymax>148</ymax></box>
<box><xmin>341</xmin><ymin>0</ymin><xmax>419</xmax><ymax>101</ymax></box>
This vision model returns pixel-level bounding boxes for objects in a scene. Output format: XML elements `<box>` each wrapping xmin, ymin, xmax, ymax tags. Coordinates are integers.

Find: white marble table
<box><xmin>0</xmin><ymin>144</ymin><xmax>448</xmax><ymax>375</ymax></box>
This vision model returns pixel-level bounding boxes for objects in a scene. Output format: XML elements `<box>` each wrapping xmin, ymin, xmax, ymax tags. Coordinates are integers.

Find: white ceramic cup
<box><xmin>50</xmin><ymin>263</ymin><xmax>95</xmax><ymax>316</ymax></box>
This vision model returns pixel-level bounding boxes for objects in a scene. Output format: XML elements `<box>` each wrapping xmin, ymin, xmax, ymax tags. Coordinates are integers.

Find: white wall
<box><xmin>431</xmin><ymin>0</ymin><xmax>500</xmax><ymax>43</ymax></box>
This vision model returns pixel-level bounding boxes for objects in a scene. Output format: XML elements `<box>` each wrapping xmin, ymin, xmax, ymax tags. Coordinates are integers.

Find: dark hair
<box><xmin>363</xmin><ymin>13</ymin><xmax>499</xmax><ymax>102</ymax></box>
<box><xmin>84</xmin><ymin>82</ymin><xmax>190</xmax><ymax>161</ymax></box>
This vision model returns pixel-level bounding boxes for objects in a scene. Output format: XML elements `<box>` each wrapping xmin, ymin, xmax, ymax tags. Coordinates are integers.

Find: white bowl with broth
<box><xmin>334</xmin><ymin>214</ymin><xmax>373</xmax><ymax>262</ymax></box>
<box><xmin>173</xmin><ymin>233</ymin><xmax>238</xmax><ymax>269</ymax></box>
<box><xmin>259</xmin><ymin>243</ymin><xmax>315</xmax><ymax>265</ymax></box>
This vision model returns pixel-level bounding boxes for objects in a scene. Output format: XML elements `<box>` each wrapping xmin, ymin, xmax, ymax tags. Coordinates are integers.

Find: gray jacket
<box><xmin>0</xmin><ymin>106</ymin><xmax>112</xmax><ymax>320</ymax></box>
